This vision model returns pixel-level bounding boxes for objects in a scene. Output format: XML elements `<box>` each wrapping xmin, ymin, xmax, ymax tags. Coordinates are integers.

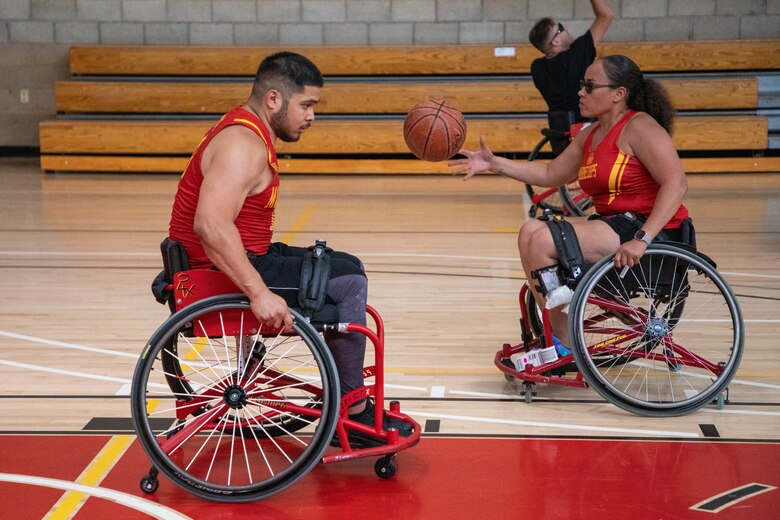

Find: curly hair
<box><xmin>601</xmin><ymin>54</ymin><xmax>675</xmax><ymax>134</ymax></box>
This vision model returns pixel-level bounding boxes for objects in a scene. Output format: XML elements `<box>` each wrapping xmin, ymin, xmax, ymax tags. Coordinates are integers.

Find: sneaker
<box><xmin>331</xmin><ymin>398</ymin><xmax>413</xmax><ymax>448</ymax></box>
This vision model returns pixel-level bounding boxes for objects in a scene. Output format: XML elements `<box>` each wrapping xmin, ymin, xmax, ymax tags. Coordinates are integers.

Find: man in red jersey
<box><xmin>168</xmin><ymin>52</ymin><xmax>410</xmax><ymax>439</ymax></box>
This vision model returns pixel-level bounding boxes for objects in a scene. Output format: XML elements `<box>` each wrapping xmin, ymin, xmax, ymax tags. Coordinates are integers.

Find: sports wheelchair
<box><xmin>524</xmin><ymin>111</ymin><xmax>594</xmax><ymax>218</ymax></box>
<box><xmin>496</xmin><ymin>224</ymin><xmax>744</xmax><ymax>417</ymax></box>
<box><xmin>131</xmin><ymin>239</ymin><xmax>420</xmax><ymax>502</ymax></box>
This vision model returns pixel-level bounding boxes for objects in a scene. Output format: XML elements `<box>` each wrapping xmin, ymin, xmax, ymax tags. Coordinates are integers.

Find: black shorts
<box><xmin>589</xmin><ymin>213</ymin><xmax>684</xmax><ymax>244</ymax></box>
<box><xmin>248</xmin><ymin>242</ymin><xmax>365</xmax><ymax>306</ymax></box>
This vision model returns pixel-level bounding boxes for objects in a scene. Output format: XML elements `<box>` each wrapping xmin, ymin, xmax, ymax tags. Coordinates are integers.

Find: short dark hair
<box><xmin>251</xmin><ymin>51</ymin><xmax>324</xmax><ymax>100</ymax></box>
<box><xmin>529</xmin><ymin>18</ymin><xmax>555</xmax><ymax>52</ymax></box>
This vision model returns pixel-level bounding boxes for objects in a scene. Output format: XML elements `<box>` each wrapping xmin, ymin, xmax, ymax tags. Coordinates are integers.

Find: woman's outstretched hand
<box><xmin>448</xmin><ymin>135</ymin><xmax>496</xmax><ymax>181</ymax></box>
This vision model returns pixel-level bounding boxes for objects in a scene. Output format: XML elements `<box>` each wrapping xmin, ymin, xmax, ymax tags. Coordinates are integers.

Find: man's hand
<box><xmin>250</xmin><ymin>289</ymin><xmax>294</xmax><ymax>331</ymax></box>
<box><xmin>613</xmin><ymin>239</ymin><xmax>646</xmax><ymax>269</ymax></box>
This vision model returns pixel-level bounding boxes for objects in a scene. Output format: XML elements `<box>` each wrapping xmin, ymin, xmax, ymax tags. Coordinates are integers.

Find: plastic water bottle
<box><xmin>552</xmin><ymin>336</ymin><xmax>571</xmax><ymax>357</ymax></box>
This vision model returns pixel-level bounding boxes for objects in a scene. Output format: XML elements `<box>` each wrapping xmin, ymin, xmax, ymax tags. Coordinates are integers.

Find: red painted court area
<box><xmin>1</xmin><ymin>435</ymin><xmax>778</xmax><ymax>519</ymax></box>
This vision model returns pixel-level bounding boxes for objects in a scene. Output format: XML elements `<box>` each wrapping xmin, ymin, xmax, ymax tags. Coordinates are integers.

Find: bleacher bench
<box><xmin>39</xmin><ymin>40</ymin><xmax>780</xmax><ymax>175</ymax></box>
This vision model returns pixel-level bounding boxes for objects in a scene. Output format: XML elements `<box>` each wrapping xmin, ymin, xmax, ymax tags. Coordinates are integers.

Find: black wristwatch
<box><xmin>634</xmin><ymin>229</ymin><xmax>652</xmax><ymax>246</ymax></box>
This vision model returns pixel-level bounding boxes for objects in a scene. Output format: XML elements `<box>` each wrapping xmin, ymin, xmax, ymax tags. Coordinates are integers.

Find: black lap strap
<box><xmin>298</xmin><ymin>240</ymin><xmax>333</xmax><ymax>319</ymax></box>
<box><xmin>545</xmin><ymin>216</ymin><xmax>585</xmax><ymax>286</ymax></box>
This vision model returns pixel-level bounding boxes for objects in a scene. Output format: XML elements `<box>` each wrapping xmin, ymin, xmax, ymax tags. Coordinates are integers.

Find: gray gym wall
<box><xmin>1</xmin><ymin>0</ymin><xmax>779</xmax><ymax>148</ymax></box>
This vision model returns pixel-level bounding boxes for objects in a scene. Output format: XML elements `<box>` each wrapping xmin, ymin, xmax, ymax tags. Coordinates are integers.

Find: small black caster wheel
<box><xmin>140</xmin><ymin>475</ymin><xmax>159</xmax><ymax>494</ymax></box>
<box><xmin>504</xmin><ymin>373</ymin><xmax>516</xmax><ymax>382</ymax></box>
<box><xmin>374</xmin><ymin>455</ymin><xmax>397</xmax><ymax>479</ymax></box>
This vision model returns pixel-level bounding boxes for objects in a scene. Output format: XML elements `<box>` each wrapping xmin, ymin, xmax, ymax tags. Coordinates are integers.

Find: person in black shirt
<box><xmin>529</xmin><ymin>0</ymin><xmax>614</xmax><ymax>123</ymax></box>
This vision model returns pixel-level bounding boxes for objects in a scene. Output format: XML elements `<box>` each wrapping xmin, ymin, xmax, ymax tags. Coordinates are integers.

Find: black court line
<box><xmin>1</xmin><ymin>395</ymin><xmax>779</xmax><ymax>408</ymax></box>
<box><xmin>699</xmin><ymin>424</ymin><xmax>720</xmax><ymax>437</ymax></box>
<box><xmin>424</xmin><ymin>420</ymin><xmax>441</xmax><ymax>433</ymax></box>
<box><xmin>691</xmin><ymin>483</ymin><xmax>777</xmax><ymax>512</ymax></box>
<box><xmin>3</xmin><ymin>430</ymin><xmax>780</xmax><ymax>444</ymax></box>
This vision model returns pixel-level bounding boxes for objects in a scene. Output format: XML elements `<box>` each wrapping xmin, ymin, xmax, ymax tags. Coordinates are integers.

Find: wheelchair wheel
<box><xmin>568</xmin><ymin>244</ymin><xmax>744</xmax><ymax>417</ymax></box>
<box><xmin>559</xmin><ymin>179</ymin><xmax>594</xmax><ymax>217</ymax></box>
<box><xmin>131</xmin><ymin>295</ymin><xmax>340</xmax><ymax>502</ymax></box>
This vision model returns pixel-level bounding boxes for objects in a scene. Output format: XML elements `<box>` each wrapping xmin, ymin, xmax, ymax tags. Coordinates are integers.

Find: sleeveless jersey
<box><xmin>577</xmin><ymin>110</ymin><xmax>688</xmax><ymax>229</ymax></box>
<box><xmin>168</xmin><ymin>107</ymin><xmax>280</xmax><ymax>268</ymax></box>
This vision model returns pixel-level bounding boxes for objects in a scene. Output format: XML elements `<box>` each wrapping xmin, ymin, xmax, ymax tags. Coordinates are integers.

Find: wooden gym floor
<box><xmin>0</xmin><ymin>157</ymin><xmax>778</xmax><ymax>518</ymax></box>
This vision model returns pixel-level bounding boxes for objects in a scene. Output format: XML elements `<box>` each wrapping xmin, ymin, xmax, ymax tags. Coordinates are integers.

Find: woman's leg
<box><xmin>518</xmin><ymin>218</ymin><xmax>621</xmax><ymax>346</ymax></box>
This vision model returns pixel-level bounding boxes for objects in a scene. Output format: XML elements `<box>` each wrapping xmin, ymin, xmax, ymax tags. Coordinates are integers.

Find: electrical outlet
<box><xmin>20</xmin><ymin>89</ymin><xmax>29</xmax><ymax>104</ymax></box>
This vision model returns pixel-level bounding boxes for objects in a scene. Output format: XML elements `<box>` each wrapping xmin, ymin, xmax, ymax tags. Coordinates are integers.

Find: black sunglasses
<box><xmin>579</xmin><ymin>79</ymin><xmax>618</xmax><ymax>94</ymax></box>
<box><xmin>546</xmin><ymin>22</ymin><xmax>564</xmax><ymax>49</ymax></box>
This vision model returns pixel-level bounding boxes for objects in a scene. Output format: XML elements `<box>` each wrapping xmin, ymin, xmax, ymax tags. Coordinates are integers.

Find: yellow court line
<box><xmin>44</xmin><ymin>434</ymin><xmax>134</xmax><ymax>519</ymax></box>
<box><xmin>279</xmin><ymin>204</ymin><xmax>318</xmax><ymax>245</ymax></box>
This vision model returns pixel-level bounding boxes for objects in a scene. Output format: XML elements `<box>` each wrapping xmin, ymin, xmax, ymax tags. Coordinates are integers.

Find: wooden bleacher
<box><xmin>39</xmin><ymin>40</ymin><xmax>780</xmax><ymax>175</ymax></box>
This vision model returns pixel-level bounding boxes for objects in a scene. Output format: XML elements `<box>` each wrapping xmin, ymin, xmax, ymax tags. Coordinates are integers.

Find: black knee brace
<box><xmin>531</xmin><ymin>215</ymin><xmax>586</xmax><ymax>292</ymax></box>
<box><xmin>298</xmin><ymin>240</ymin><xmax>333</xmax><ymax>319</ymax></box>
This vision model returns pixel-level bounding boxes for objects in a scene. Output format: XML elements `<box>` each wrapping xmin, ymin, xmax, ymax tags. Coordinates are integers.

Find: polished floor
<box><xmin>0</xmin><ymin>157</ymin><xmax>778</xmax><ymax>518</ymax></box>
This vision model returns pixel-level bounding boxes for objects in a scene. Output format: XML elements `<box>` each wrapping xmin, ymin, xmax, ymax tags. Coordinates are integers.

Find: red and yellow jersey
<box><xmin>578</xmin><ymin>110</ymin><xmax>688</xmax><ymax>229</ymax></box>
<box><xmin>168</xmin><ymin>107</ymin><xmax>280</xmax><ymax>268</ymax></box>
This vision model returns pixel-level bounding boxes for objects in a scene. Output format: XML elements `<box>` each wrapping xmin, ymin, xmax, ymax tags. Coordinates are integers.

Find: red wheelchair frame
<box><xmin>494</xmin><ymin>243</ymin><xmax>744</xmax><ymax>415</ymax></box>
<box><xmin>132</xmin><ymin>268</ymin><xmax>420</xmax><ymax>501</ymax></box>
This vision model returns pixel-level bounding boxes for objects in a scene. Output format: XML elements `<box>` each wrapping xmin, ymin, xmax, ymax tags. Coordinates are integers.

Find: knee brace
<box><xmin>534</xmin><ymin>215</ymin><xmax>586</xmax><ymax>288</ymax></box>
<box><xmin>298</xmin><ymin>240</ymin><xmax>333</xmax><ymax>318</ymax></box>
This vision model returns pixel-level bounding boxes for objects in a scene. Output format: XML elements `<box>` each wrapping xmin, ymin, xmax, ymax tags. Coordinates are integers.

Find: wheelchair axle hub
<box><xmin>644</xmin><ymin>317</ymin><xmax>670</xmax><ymax>339</ymax></box>
<box><xmin>224</xmin><ymin>385</ymin><xmax>248</xmax><ymax>409</ymax></box>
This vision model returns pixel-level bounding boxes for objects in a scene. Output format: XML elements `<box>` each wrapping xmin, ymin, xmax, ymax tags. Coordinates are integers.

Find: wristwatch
<box><xmin>634</xmin><ymin>229</ymin><xmax>653</xmax><ymax>246</ymax></box>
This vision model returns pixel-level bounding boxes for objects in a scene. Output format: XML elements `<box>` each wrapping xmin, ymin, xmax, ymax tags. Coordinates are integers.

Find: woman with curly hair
<box><xmin>450</xmin><ymin>55</ymin><xmax>689</xmax><ymax>347</ymax></box>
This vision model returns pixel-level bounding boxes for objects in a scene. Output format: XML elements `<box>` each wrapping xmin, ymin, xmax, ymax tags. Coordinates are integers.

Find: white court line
<box><xmin>700</xmin><ymin>408</ymin><xmax>780</xmax><ymax>417</ymax></box>
<box><xmin>386</xmin><ymin>383</ymin><xmax>429</xmax><ymax>392</ymax></box>
<box><xmin>0</xmin><ymin>330</ymin><xmax>137</xmax><ymax>359</ymax></box>
<box><xmin>0</xmin><ymin>358</ymin><xmax>131</xmax><ymax>384</ymax></box>
<box><xmin>404</xmin><ymin>410</ymin><xmax>699</xmax><ymax>438</ymax></box>
<box><xmin>431</xmin><ymin>386</ymin><xmax>446</xmax><ymax>398</ymax></box>
<box><xmin>0</xmin><ymin>473</ymin><xmax>190</xmax><ymax>520</ymax></box>
<box><xmin>449</xmin><ymin>389</ymin><xmax>520</xmax><ymax>399</ymax></box>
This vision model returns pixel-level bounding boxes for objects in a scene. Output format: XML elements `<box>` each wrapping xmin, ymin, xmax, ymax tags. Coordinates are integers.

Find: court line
<box><xmin>45</xmin><ymin>435</ymin><xmax>134</xmax><ymax>519</ymax></box>
<box><xmin>0</xmin><ymin>358</ymin><xmax>131</xmax><ymax>384</ymax></box>
<box><xmin>403</xmin><ymin>410</ymin><xmax>699</xmax><ymax>438</ymax></box>
<box><xmin>3</xmin><ymin>250</ymin><xmax>780</xmax><ymax>279</ymax></box>
<box><xmin>0</xmin><ymin>329</ymin><xmax>138</xmax><ymax>358</ymax></box>
<box><xmin>0</xmin><ymin>472</ymin><xmax>190</xmax><ymax>519</ymax></box>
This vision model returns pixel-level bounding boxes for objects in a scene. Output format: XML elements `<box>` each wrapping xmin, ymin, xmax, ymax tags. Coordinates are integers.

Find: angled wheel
<box><xmin>131</xmin><ymin>295</ymin><xmax>339</xmax><ymax>502</ymax></box>
<box><xmin>559</xmin><ymin>179</ymin><xmax>594</xmax><ymax>217</ymax></box>
<box><xmin>568</xmin><ymin>244</ymin><xmax>743</xmax><ymax>417</ymax></box>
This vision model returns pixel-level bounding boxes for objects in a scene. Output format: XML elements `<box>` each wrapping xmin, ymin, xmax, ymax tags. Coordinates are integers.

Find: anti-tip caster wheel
<box><xmin>522</xmin><ymin>382</ymin><xmax>536</xmax><ymax>403</ymax></box>
<box><xmin>140</xmin><ymin>475</ymin><xmax>159</xmax><ymax>494</ymax></box>
<box><xmin>374</xmin><ymin>454</ymin><xmax>397</xmax><ymax>479</ymax></box>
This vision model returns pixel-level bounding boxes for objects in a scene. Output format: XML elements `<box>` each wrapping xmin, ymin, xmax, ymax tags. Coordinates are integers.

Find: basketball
<box><xmin>403</xmin><ymin>99</ymin><xmax>467</xmax><ymax>162</ymax></box>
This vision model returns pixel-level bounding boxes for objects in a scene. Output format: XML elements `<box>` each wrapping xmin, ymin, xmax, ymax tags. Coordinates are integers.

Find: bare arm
<box><xmin>448</xmin><ymin>131</ymin><xmax>588</xmax><ymax>187</ymax></box>
<box><xmin>588</xmin><ymin>0</ymin><xmax>614</xmax><ymax>46</ymax></box>
<box><xmin>613</xmin><ymin>113</ymin><xmax>687</xmax><ymax>267</ymax></box>
<box><xmin>194</xmin><ymin>126</ymin><xmax>293</xmax><ymax>329</ymax></box>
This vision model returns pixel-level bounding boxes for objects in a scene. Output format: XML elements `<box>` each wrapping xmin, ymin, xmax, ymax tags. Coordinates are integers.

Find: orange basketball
<box><xmin>403</xmin><ymin>99</ymin><xmax>467</xmax><ymax>162</ymax></box>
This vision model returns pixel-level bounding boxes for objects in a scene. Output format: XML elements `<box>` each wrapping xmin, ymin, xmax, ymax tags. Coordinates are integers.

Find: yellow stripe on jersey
<box><xmin>607</xmin><ymin>150</ymin><xmax>630</xmax><ymax>204</ymax></box>
<box><xmin>234</xmin><ymin>117</ymin><xmax>275</xmax><ymax>168</ymax></box>
<box><xmin>264</xmin><ymin>185</ymin><xmax>278</xmax><ymax>209</ymax></box>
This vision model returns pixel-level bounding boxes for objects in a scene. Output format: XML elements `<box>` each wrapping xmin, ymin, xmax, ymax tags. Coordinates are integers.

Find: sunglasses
<box><xmin>579</xmin><ymin>79</ymin><xmax>618</xmax><ymax>93</ymax></box>
<box><xmin>545</xmin><ymin>22</ymin><xmax>564</xmax><ymax>49</ymax></box>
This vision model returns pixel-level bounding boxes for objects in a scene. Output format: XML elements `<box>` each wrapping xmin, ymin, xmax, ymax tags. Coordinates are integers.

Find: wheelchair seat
<box><xmin>152</xmin><ymin>237</ymin><xmax>340</xmax><ymax>326</ymax></box>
